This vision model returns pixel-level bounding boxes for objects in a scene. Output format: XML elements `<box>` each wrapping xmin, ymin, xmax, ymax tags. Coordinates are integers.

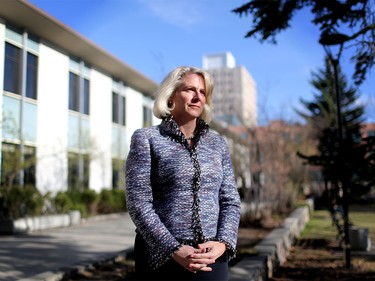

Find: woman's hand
<box><xmin>172</xmin><ymin>245</ymin><xmax>214</xmax><ymax>273</ymax></box>
<box><xmin>192</xmin><ymin>241</ymin><xmax>226</xmax><ymax>262</ymax></box>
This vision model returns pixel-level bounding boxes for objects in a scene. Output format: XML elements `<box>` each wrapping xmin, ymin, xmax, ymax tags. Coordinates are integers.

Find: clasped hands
<box><xmin>172</xmin><ymin>241</ymin><xmax>226</xmax><ymax>273</ymax></box>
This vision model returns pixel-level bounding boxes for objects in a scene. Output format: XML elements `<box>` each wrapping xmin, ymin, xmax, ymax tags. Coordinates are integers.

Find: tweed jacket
<box><xmin>125</xmin><ymin>117</ymin><xmax>241</xmax><ymax>269</ymax></box>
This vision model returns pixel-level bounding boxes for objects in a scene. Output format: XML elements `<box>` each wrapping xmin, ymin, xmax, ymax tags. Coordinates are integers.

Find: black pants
<box><xmin>133</xmin><ymin>234</ymin><xmax>228</xmax><ymax>281</ymax></box>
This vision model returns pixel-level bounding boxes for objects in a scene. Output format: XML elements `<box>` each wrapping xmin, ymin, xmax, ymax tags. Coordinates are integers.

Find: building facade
<box><xmin>0</xmin><ymin>0</ymin><xmax>158</xmax><ymax>194</ymax></box>
<box><xmin>202</xmin><ymin>52</ymin><xmax>257</xmax><ymax>128</ymax></box>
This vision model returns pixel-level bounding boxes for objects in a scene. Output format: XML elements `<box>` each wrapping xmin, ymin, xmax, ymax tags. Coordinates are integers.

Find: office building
<box><xmin>0</xmin><ymin>0</ymin><xmax>158</xmax><ymax>194</ymax></box>
<box><xmin>203</xmin><ymin>52</ymin><xmax>257</xmax><ymax>128</ymax></box>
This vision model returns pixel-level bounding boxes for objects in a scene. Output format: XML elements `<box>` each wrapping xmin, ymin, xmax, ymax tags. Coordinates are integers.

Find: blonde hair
<box><xmin>153</xmin><ymin>66</ymin><xmax>214</xmax><ymax>123</ymax></box>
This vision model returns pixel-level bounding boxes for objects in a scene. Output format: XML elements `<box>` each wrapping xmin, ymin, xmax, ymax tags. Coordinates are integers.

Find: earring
<box><xmin>168</xmin><ymin>100</ymin><xmax>174</xmax><ymax>109</ymax></box>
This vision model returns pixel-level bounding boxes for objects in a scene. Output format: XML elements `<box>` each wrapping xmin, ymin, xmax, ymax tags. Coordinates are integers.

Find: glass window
<box><xmin>27</xmin><ymin>34</ymin><xmax>39</xmax><ymax>53</ymax></box>
<box><xmin>69</xmin><ymin>72</ymin><xmax>89</xmax><ymax>115</ymax></box>
<box><xmin>68</xmin><ymin>115</ymin><xmax>80</xmax><ymax>149</ymax></box>
<box><xmin>69</xmin><ymin>57</ymin><xmax>80</xmax><ymax>72</ymax></box>
<box><xmin>68</xmin><ymin>152</ymin><xmax>79</xmax><ymax>190</ymax></box>
<box><xmin>4</xmin><ymin>42</ymin><xmax>21</xmax><ymax>95</ymax></box>
<box><xmin>23</xmin><ymin>101</ymin><xmax>37</xmax><ymax>143</ymax></box>
<box><xmin>1</xmin><ymin>143</ymin><xmax>20</xmax><ymax>187</ymax></box>
<box><xmin>83</xmin><ymin>78</ymin><xmax>90</xmax><ymax>115</ymax></box>
<box><xmin>112</xmin><ymin>92</ymin><xmax>118</xmax><ymax>123</ymax></box>
<box><xmin>23</xmin><ymin>146</ymin><xmax>36</xmax><ymax>186</ymax></box>
<box><xmin>69</xmin><ymin>72</ymin><xmax>79</xmax><ymax>112</ymax></box>
<box><xmin>121</xmin><ymin>96</ymin><xmax>126</xmax><ymax>126</ymax></box>
<box><xmin>4</xmin><ymin>42</ymin><xmax>38</xmax><ymax>100</ymax></box>
<box><xmin>0</xmin><ymin>143</ymin><xmax>36</xmax><ymax>187</ymax></box>
<box><xmin>83</xmin><ymin>154</ymin><xmax>90</xmax><ymax>189</ymax></box>
<box><xmin>26</xmin><ymin>52</ymin><xmax>38</xmax><ymax>99</ymax></box>
<box><xmin>68</xmin><ymin>152</ymin><xmax>90</xmax><ymax>191</ymax></box>
<box><xmin>2</xmin><ymin>95</ymin><xmax>20</xmax><ymax>140</ymax></box>
<box><xmin>112</xmin><ymin>158</ymin><xmax>125</xmax><ymax>189</ymax></box>
<box><xmin>112</xmin><ymin>92</ymin><xmax>126</xmax><ymax>126</ymax></box>
<box><xmin>143</xmin><ymin>106</ymin><xmax>152</xmax><ymax>127</ymax></box>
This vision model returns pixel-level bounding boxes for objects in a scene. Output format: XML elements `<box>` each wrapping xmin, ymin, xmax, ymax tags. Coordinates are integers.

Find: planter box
<box><xmin>0</xmin><ymin>211</ymin><xmax>81</xmax><ymax>234</ymax></box>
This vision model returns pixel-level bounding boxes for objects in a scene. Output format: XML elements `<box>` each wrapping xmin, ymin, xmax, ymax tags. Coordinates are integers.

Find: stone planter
<box><xmin>0</xmin><ymin>211</ymin><xmax>81</xmax><ymax>235</ymax></box>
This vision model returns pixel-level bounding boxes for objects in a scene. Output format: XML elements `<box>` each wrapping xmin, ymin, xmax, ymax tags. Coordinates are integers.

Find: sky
<box><xmin>29</xmin><ymin>0</ymin><xmax>375</xmax><ymax>125</ymax></box>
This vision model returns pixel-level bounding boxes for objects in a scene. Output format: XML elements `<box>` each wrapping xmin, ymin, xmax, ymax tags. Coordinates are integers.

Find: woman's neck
<box><xmin>173</xmin><ymin>116</ymin><xmax>197</xmax><ymax>138</ymax></box>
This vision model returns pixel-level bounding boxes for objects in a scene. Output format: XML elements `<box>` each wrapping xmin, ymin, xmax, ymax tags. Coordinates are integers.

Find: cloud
<box><xmin>138</xmin><ymin>0</ymin><xmax>204</xmax><ymax>29</ymax></box>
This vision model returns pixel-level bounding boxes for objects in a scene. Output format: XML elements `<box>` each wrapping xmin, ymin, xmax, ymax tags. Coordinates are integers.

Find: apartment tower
<box><xmin>203</xmin><ymin>52</ymin><xmax>257</xmax><ymax>128</ymax></box>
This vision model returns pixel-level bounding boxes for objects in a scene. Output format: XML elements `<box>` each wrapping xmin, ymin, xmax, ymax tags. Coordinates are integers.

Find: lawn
<box><xmin>301</xmin><ymin>205</ymin><xmax>375</xmax><ymax>241</ymax></box>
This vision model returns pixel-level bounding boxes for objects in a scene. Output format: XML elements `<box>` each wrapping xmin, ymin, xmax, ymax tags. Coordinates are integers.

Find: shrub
<box><xmin>0</xmin><ymin>186</ymin><xmax>126</xmax><ymax>220</ymax></box>
<box><xmin>1</xmin><ymin>185</ymin><xmax>44</xmax><ymax>219</ymax></box>
<box><xmin>81</xmin><ymin>189</ymin><xmax>99</xmax><ymax>215</ymax></box>
<box><xmin>112</xmin><ymin>189</ymin><xmax>127</xmax><ymax>211</ymax></box>
<box><xmin>53</xmin><ymin>191</ymin><xmax>74</xmax><ymax>213</ymax></box>
<box><xmin>97</xmin><ymin>189</ymin><xmax>126</xmax><ymax>214</ymax></box>
<box><xmin>97</xmin><ymin>189</ymin><xmax>115</xmax><ymax>214</ymax></box>
<box><xmin>71</xmin><ymin>202</ymin><xmax>88</xmax><ymax>218</ymax></box>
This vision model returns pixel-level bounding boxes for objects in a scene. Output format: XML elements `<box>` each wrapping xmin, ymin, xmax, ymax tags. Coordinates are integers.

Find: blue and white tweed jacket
<box><xmin>125</xmin><ymin>117</ymin><xmax>241</xmax><ymax>269</ymax></box>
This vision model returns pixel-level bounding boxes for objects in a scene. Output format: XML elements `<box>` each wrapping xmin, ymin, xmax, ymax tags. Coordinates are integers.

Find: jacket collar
<box><xmin>159</xmin><ymin>115</ymin><xmax>209</xmax><ymax>145</ymax></box>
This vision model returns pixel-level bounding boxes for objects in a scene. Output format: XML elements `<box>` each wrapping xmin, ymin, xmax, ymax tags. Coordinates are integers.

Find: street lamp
<box><xmin>319</xmin><ymin>32</ymin><xmax>352</xmax><ymax>268</ymax></box>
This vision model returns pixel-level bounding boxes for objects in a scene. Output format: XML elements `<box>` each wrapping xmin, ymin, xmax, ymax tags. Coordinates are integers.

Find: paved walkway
<box><xmin>0</xmin><ymin>213</ymin><xmax>136</xmax><ymax>281</ymax></box>
<box><xmin>0</xmin><ymin>213</ymin><xmax>257</xmax><ymax>281</ymax></box>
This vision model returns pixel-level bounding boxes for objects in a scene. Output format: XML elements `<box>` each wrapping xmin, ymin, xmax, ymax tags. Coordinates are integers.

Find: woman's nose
<box><xmin>191</xmin><ymin>94</ymin><xmax>201</xmax><ymax>103</ymax></box>
<box><xmin>192</xmin><ymin>91</ymin><xmax>204</xmax><ymax>102</ymax></box>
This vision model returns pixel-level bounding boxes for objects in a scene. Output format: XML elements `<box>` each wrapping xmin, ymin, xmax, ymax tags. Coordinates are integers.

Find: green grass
<box><xmin>301</xmin><ymin>210</ymin><xmax>337</xmax><ymax>239</ymax></box>
<box><xmin>349</xmin><ymin>210</ymin><xmax>375</xmax><ymax>235</ymax></box>
<box><xmin>301</xmin><ymin>205</ymin><xmax>375</xmax><ymax>241</ymax></box>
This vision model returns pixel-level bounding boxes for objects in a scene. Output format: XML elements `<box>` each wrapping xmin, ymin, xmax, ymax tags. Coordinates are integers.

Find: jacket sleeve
<box><xmin>216</xmin><ymin>136</ymin><xmax>241</xmax><ymax>259</ymax></box>
<box><xmin>125</xmin><ymin>129</ymin><xmax>181</xmax><ymax>268</ymax></box>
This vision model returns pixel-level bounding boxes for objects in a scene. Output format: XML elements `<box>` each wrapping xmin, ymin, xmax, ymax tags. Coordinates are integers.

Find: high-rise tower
<box><xmin>203</xmin><ymin>52</ymin><xmax>257</xmax><ymax>128</ymax></box>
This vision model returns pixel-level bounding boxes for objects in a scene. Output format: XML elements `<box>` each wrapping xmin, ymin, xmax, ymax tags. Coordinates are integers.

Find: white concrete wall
<box><xmin>89</xmin><ymin>69</ymin><xmax>112</xmax><ymax>192</ymax></box>
<box><xmin>36</xmin><ymin>43</ymin><xmax>70</xmax><ymax>194</ymax></box>
<box><xmin>125</xmin><ymin>87</ymin><xmax>145</xmax><ymax>150</ymax></box>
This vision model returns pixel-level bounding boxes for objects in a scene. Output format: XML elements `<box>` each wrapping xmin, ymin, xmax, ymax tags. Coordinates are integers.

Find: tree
<box><xmin>252</xmin><ymin>121</ymin><xmax>316</xmax><ymax>212</ymax></box>
<box><xmin>297</xmin><ymin>57</ymin><xmax>372</xmax><ymax>234</ymax></box>
<box><xmin>233</xmin><ymin>0</ymin><xmax>375</xmax><ymax>267</ymax></box>
<box><xmin>232</xmin><ymin>0</ymin><xmax>375</xmax><ymax>86</ymax></box>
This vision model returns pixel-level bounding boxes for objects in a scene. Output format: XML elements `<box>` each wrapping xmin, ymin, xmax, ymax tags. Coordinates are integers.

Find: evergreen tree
<box><xmin>297</xmin><ymin>57</ymin><xmax>373</xmax><ymax>217</ymax></box>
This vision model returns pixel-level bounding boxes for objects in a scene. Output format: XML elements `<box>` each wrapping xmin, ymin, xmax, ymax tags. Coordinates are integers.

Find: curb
<box><xmin>229</xmin><ymin>204</ymin><xmax>312</xmax><ymax>280</ymax></box>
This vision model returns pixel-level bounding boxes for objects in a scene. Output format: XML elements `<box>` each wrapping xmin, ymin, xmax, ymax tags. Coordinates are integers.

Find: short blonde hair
<box><xmin>153</xmin><ymin>66</ymin><xmax>214</xmax><ymax>123</ymax></box>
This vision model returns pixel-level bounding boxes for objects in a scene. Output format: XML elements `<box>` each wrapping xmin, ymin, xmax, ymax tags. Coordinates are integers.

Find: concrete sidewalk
<box><xmin>0</xmin><ymin>212</ymin><xmax>263</xmax><ymax>281</ymax></box>
<box><xmin>0</xmin><ymin>213</ymin><xmax>136</xmax><ymax>281</ymax></box>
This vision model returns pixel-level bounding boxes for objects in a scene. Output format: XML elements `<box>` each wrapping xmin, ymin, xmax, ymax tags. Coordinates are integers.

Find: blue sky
<box><xmin>29</xmin><ymin>0</ymin><xmax>374</xmax><ymax>125</ymax></box>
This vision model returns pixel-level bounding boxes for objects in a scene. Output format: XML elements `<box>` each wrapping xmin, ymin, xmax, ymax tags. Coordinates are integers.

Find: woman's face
<box><xmin>171</xmin><ymin>73</ymin><xmax>206</xmax><ymax>122</ymax></box>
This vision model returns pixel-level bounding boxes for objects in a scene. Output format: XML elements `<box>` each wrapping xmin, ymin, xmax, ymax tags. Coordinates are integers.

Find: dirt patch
<box><xmin>62</xmin><ymin>258</ymin><xmax>135</xmax><ymax>281</ymax></box>
<box><xmin>237</xmin><ymin>226</ymin><xmax>273</xmax><ymax>248</ymax></box>
<box><xmin>270</xmin><ymin>238</ymin><xmax>375</xmax><ymax>281</ymax></box>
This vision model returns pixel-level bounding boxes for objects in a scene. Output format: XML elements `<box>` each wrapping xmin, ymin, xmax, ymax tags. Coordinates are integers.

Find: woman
<box><xmin>125</xmin><ymin>66</ymin><xmax>241</xmax><ymax>280</ymax></box>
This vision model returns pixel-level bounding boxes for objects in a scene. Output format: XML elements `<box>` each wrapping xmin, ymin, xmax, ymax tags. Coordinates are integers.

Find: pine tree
<box><xmin>297</xmin><ymin>57</ymin><xmax>372</xmax><ymax>241</ymax></box>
